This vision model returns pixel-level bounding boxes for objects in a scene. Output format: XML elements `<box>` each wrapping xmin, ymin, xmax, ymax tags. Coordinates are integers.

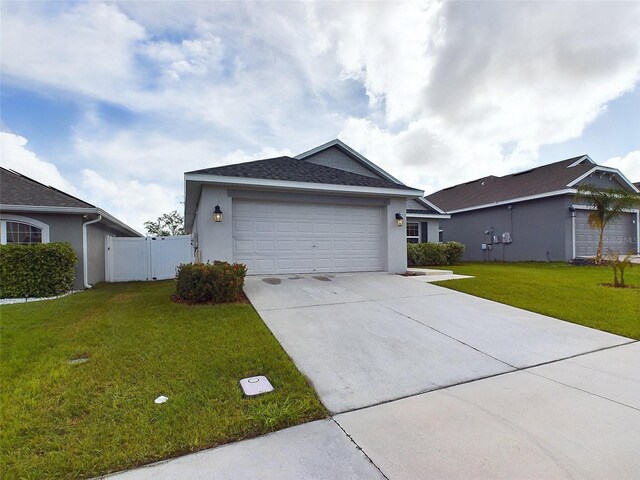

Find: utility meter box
<box><xmin>502</xmin><ymin>232</ymin><xmax>512</xmax><ymax>243</ymax></box>
<box><xmin>481</xmin><ymin>243</ymin><xmax>487</xmax><ymax>250</ymax></box>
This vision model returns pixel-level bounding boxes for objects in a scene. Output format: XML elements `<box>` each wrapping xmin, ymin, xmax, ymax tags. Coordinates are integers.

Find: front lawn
<box><xmin>0</xmin><ymin>281</ymin><xmax>326</xmax><ymax>479</ymax></box>
<box><xmin>432</xmin><ymin>262</ymin><xmax>640</xmax><ymax>339</ymax></box>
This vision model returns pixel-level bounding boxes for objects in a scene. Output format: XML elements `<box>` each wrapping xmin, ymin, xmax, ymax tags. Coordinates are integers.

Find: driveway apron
<box><xmin>244</xmin><ymin>272</ymin><xmax>630</xmax><ymax>414</ymax></box>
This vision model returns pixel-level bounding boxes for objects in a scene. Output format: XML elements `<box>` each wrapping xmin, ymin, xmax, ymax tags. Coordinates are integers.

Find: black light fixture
<box><xmin>213</xmin><ymin>205</ymin><xmax>223</xmax><ymax>222</ymax></box>
<box><xmin>395</xmin><ymin>213</ymin><xmax>404</xmax><ymax>227</ymax></box>
<box><xmin>569</xmin><ymin>206</ymin><xmax>576</xmax><ymax>218</ymax></box>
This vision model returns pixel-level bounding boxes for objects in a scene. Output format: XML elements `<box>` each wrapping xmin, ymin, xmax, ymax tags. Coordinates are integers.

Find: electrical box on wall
<box><xmin>481</xmin><ymin>243</ymin><xmax>487</xmax><ymax>250</ymax></box>
<box><xmin>502</xmin><ymin>232</ymin><xmax>512</xmax><ymax>243</ymax></box>
<box><xmin>492</xmin><ymin>235</ymin><xmax>502</xmax><ymax>244</ymax></box>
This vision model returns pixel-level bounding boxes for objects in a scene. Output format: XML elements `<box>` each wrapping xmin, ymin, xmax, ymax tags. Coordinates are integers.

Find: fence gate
<box><xmin>105</xmin><ymin>235</ymin><xmax>194</xmax><ymax>282</ymax></box>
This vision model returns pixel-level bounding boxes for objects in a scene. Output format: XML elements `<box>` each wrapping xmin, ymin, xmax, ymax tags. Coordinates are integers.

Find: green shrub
<box><xmin>407</xmin><ymin>241</ymin><xmax>466</xmax><ymax>267</ymax></box>
<box><xmin>444</xmin><ymin>241</ymin><xmax>465</xmax><ymax>265</ymax></box>
<box><xmin>0</xmin><ymin>242</ymin><xmax>77</xmax><ymax>298</ymax></box>
<box><xmin>175</xmin><ymin>261</ymin><xmax>247</xmax><ymax>303</ymax></box>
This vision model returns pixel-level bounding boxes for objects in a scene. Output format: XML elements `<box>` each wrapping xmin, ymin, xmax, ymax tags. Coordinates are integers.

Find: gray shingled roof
<box><xmin>426</xmin><ymin>156</ymin><xmax>592</xmax><ymax>211</ymax></box>
<box><xmin>188</xmin><ymin>156</ymin><xmax>410</xmax><ymax>190</ymax></box>
<box><xmin>0</xmin><ymin>168</ymin><xmax>94</xmax><ymax>208</ymax></box>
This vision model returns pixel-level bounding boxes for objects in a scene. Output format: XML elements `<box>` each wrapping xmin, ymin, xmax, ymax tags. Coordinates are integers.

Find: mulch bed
<box><xmin>170</xmin><ymin>290</ymin><xmax>252</xmax><ymax>305</ymax></box>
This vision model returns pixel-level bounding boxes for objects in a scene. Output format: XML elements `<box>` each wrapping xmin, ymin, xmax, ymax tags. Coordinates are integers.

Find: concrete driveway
<box><xmin>244</xmin><ymin>272</ymin><xmax>630</xmax><ymax>413</ymax></box>
<box><xmin>108</xmin><ymin>273</ymin><xmax>639</xmax><ymax>479</ymax></box>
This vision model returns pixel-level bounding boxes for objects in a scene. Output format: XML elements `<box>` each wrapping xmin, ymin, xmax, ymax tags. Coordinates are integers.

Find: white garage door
<box><xmin>575</xmin><ymin>211</ymin><xmax>637</xmax><ymax>256</ymax></box>
<box><xmin>233</xmin><ymin>201</ymin><xmax>384</xmax><ymax>274</ymax></box>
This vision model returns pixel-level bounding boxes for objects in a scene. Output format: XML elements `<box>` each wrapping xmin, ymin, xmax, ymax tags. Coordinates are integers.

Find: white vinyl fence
<box><xmin>105</xmin><ymin>235</ymin><xmax>194</xmax><ymax>282</ymax></box>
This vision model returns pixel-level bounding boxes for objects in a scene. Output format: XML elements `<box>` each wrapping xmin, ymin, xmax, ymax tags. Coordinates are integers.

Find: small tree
<box><xmin>144</xmin><ymin>210</ymin><xmax>186</xmax><ymax>236</ymax></box>
<box><xmin>575</xmin><ymin>185</ymin><xmax>640</xmax><ymax>264</ymax></box>
<box><xmin>605</xmin><ymin>250</ymin><xmax>634</xmax><ymax>288</ymax></box>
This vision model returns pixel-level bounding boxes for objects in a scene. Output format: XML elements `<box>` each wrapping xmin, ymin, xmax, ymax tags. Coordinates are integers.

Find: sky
<box><xmin>1</xmin><ymin>0</ymin><xmax>639</xmax><ymax>234</ymax></box>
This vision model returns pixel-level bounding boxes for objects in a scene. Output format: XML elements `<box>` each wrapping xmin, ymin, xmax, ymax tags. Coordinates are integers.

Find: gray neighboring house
<box><xmin>184</xmin><ymin>139</ymin><xmax>424</xmax><ymax>274</ymax></box>
<box><xmin>0</xmin><ymin>168</ymin><xmax>142</xmax><ymax>289</ymax></box>
<box><xmin>426</xmin><ymin>155</ymin><xmax>639</xmax><ymax>262</ymax></box>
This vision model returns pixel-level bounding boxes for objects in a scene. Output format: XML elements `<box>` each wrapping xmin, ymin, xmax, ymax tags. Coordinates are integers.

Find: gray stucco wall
<box><xmin>86</xmin><ymin>221</ymin><xmax>126</xmax><ymax>286</ymax></box>
<box><xmin>441</xmin><ymin>196</ymin><xmax>572</xmax><ymax>262</ymax></box>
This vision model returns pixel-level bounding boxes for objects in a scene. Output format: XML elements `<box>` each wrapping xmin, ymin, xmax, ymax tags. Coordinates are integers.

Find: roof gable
<box><xmin>295</xmin><ymin>139</ymin><xmax>403</xmax><ymax>184</ymax></box>
<box><xmin>0</xmin><ymin>168</ymin><xmax>94</xmax><ymax>208</ymax></box>
<box><xmin>299</xmin><ymin>145</ymin><xmax>381</xmax><ymax>179</ymax></box>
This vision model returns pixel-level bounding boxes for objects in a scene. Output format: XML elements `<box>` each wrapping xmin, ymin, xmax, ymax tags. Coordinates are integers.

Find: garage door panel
<box><xmin>275</xmin><ymin>222</ymin><xmax>295</xmax><ymax>233</ymax></box>
<box><xmin>255</xmin><ymin>222</ymin><xmax>275</xmax><ymax>233</ymax></box>
<box><xmin>314</xmin><ymin>240</ymin><xmax>332</xmax><ymax>251</ymax></box>
<box><xmin>256</xmin><ymin>240</ymin><xmax>275</xmax><ymax>252</ymax></box>
<box><xmin>296</xmin><ymin>223</ymin><xmax>314</xmax><ymax>234</ymax></box>
<box><xmin>234</xmin><ymin>239</ymin><xmax>254</xmax><ymax>252</ymax></box>
<box><xmin>233</xmin><ymin>200</ymin><xmax>384</xmax><ymax>274</ymax></box>
<box><xmin>275</xmin><ymin>239</ymin><xmax>296</xmax><ymax>251</ymax></box>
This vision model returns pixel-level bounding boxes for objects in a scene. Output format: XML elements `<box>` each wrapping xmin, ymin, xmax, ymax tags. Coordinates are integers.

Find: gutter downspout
<box><xmin>82</xmin><ymin>214</ymin><xmax>102</xmax><ymax>289</ymax></box>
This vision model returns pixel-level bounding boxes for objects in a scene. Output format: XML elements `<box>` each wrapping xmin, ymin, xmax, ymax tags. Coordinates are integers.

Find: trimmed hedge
<box><xmin>443</xmin><ymin>241</ymin><xmax>465</xmax><ymax>265</ymax></box>
<box><xmin>0</xmin><ymin>242</ymin><xmax>78</xmax><ymax>298</ymax></box>
<box><xmin>407</xmin><ymin>241</ymin><xmax>465</xmax><ymax>267</ymax></box>
<box><xmin>175</xmin><ymin>261</ymin><xmax>247</xmax><ymax>304</ymax></box>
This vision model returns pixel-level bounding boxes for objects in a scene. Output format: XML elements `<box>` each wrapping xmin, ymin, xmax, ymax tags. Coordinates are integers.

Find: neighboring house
<box><xmin>0</xmin><ymin>168</ymin><xmax>142</xmax><ymax>289</ymax></box>
<box><xmin>405</xmin><ymin>197</ymin><xmax>450</xmax><ymax>244</ymax></box>
<box><xmin>184</xmin><ymin>139</ymin><xmax>424</xmax><ymax>274</ymax></box>
<box><xmin>426</xmin><ymin>155</ymin><xmax>639</xmax><ymax>262</ymax></box>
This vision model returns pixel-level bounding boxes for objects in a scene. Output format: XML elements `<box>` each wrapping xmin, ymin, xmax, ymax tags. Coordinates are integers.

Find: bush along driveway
<box><xmin>431</xmin><ymin>262</ymin><xmax>640</xmax><ymax>339</ymax></box>
<box><xmin>0</xmin><ymin>280</ymin><xmax>326</xmax><ymax>479</ymax></box>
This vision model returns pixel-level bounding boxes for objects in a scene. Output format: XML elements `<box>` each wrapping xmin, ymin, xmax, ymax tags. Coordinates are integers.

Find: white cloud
<box><xmin>604</xmin><ymin>151</ymin><xmax>640</xmax><ymax>184</ymax></box>
<box><xmin>1</xmin><ymin>0</ymin><xmax>639</xmax><ymax>212</ymax></box>
<box><xmin>81</xmin><ymin>169</ymin><xmax>178</xmax><ymax>234</ymax></box>
<box><xmin>1</xmin><ymin>3</ymin><xmax>145</xmax><ymax>102</ymax></box>
<box><xmin>0</xmin><ymin>132</ymin><xmax>78</xmax><ymax>195</ymax></box>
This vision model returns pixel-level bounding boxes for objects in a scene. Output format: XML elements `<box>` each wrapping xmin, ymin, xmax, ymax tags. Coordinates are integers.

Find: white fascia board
<box><xmin>406</xmin><ymin>213</ymin><xmax>451</xmax><ymax>219</ymax></box>
<box><xmin>567</xmin><ymin>155</ymin><xmax>594</xmax><ymax>168</ymax></box>
<box><xmin>571</xmin><ymin>204</ymin><xmax>639</xmax><ymax>213</ymax></box>
<box><xmin>184</xmin><ymin>174</ymin><xmax>424</xmax><ymax>198</ymax></box>
<box><xmin>567</xmin><ymin>166</ymin><xmax>639</xmax><ymax>192</ymax></box>
<box><xmin>414</xmin><ymin>196</ymin><xmax>447</xmax><ymax>214</ymax></box>
<box><xmin>0</xmin><ymin>204</ymin><xmax>97</xmax><ymax>214</ymax></box>
<box><xmin>294</xmin><ymin>139</ymin><xmax>405</xmax><ymax>185</ymax></box>
<box><xmin>447</xmin><ymin>189</ymin><xmax>577</xmax><ymax>214</ymax></box>
<box><xmin>0</xmin><ymin>204</ymin><xmax>142</xmax><ymax>237</ymax></box>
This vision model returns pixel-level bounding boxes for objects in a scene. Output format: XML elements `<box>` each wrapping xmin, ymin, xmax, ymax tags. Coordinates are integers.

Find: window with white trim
<box><xmin>406</xmin><ymin>222</ymin><xmax>419</xmax><ymax>243</ymax></box>
<box><xmin>0</xmin><ymin>216</ymin><xmax>50</xmax><ymax>245</ymax></box>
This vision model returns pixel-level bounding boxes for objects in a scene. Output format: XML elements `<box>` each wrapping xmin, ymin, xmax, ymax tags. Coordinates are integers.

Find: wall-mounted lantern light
<box><xmin>395</xmin><ymin>213</ymin><xmax>404</xmax><ymax>227</ymax></box>
<box><xmin>213</xmin><ymin>205</ymin><xmax>223</xmax><ymax>222</ymax></box>
<box><xmin>569</xmin><ymin>206</ymin><xmax>576</xmax><ymax>218</ymax></box>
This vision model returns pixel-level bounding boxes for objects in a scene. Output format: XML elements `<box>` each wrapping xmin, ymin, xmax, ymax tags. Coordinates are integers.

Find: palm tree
<box><xmin>575</xmin><ymin>185</ymin><xmax>640</xmax><ymax>264</ymax></box>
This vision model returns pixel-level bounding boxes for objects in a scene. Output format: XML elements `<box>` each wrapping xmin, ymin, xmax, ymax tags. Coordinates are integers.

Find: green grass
<box><xmin>431</xmin><ymin>262</ymin><xmax>640</xmax><ymax>339</ymax></box>
<box><xmin>0</xmin><ymin>281</ymin><xmax>327</xmax><ymax>479</ymax></box>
